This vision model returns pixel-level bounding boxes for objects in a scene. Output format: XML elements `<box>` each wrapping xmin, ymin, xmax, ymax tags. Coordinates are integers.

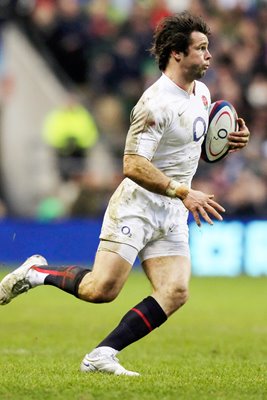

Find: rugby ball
<box><xmin>202</xmin><ymin>100</ymin><xmax>238</xmax><ymax>163</ymax></box>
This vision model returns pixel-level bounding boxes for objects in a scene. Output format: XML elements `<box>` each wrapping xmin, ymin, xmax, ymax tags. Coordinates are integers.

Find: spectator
<box><xmin>43</xmin><ymin>93</ymin><xmax>99</xmax><ymax>181</ymax></box>
<box><xmin>41</xmin><ymin>0</ymin><xmax>90</xmax><ymax>85</ymax></box>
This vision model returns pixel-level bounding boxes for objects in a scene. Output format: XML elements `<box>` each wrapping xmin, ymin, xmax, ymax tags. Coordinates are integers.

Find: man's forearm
<box><xmin>123</xmin><ymin>154</ymin><xmax>189</xmax><ymax>200</ymax></box>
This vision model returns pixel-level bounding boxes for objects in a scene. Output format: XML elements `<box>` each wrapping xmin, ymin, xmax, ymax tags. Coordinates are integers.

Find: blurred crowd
<box><xmin>0</xmin><ymin>0</ymin><xmax>267</xmax><ymax>219</ymax></box>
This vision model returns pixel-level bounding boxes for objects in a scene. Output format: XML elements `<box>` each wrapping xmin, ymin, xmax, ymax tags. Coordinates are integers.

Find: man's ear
<box><xmin>171</xmin><ymin>51</ymin><xmax>181</xmax><ymax>61</ymax></box>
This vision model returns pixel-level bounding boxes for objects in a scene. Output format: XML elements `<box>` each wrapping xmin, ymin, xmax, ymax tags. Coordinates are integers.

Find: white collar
<box><xmin>160</xmin><ymin>73</ymin><xmax>196</xmax><ymax>97</ymax></box>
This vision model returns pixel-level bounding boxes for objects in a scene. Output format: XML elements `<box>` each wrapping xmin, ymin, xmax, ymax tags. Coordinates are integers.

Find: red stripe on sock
<box><xmin>32</xmin><ymin>266</ymin><xmax>76</xmax><ymax>280</ymax></box>
<box><xmin>131</xmin><ymin>308</ymin><xmax>152</xmax><ymax>331</ymax></box>
<box><xmin>62</xmin><ymin>266</ymin><xmax>77</xmax><ymax>288</ymax></box>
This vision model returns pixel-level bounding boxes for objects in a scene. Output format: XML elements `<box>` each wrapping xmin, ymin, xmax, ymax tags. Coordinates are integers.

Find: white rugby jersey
<box><xmin>124</xmin><ymin>73</ymin><xmax>211</xmax><ymax>187</ymax></box>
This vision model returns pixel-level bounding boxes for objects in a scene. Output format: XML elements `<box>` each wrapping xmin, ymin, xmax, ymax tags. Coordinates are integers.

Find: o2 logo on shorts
<box><xmin>193</xmin><ymin>116</ymin><xmax>206</xmax><ymax>142</ymax></box>
<box><xmin>121</xmin><ymin>225</ymin><xmax>132</xmax><ymax>237</ymax></box>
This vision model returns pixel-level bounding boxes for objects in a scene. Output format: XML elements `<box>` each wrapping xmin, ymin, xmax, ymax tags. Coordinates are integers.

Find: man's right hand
<box><xmin>182</xmin><ymin>189</ymin><xmax>225</xmax><ymax>227</ymax></box>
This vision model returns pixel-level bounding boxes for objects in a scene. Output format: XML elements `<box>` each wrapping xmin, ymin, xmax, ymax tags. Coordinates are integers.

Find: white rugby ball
<box><xmin>202</xmin><ymin>100</ymin><xmax>238</xmax><ymax>163</ymax></box>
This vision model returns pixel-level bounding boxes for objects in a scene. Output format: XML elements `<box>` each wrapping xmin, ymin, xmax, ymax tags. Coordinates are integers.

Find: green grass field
<box><xmin>0</xmin><ymin>270</ymin><xmax>266</xmax><ymax>400</ymax></box>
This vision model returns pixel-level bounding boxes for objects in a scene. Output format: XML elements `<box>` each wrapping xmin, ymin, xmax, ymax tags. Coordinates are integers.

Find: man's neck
<box><xmin>163</xmin><ymin>70</ymin><xmax>195</xmax><ymax>94</ymax></box>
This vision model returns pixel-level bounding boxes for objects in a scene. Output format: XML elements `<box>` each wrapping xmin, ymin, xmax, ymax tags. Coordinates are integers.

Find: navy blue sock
<box><xmin>33</xmin><ymin>265</ymin><xmax>90</xmax><ymax>297</ymax></box>
<box><xmin>97</xmin><ymin>296</ymin><xmax>167</xmax><ymax>351</ymax></box>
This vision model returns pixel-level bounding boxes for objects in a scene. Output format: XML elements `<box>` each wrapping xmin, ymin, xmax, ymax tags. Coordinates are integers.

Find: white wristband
<box><xmin>166</xmin><ymin>180</ymin><xmax>181</xmax><ymax>198</ymax></box>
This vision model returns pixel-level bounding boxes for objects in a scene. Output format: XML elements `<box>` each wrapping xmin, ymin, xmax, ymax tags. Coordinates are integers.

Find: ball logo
<box><xmin>217</xmin><ymin>128</ymin><xmax>227</xmax><ymax>139</ymax></box>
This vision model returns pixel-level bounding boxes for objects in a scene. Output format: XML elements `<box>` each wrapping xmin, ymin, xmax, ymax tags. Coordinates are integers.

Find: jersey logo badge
<box><xmin>202</xmin><ymin>95</ymin><xmax>208</xmax><ymax>110</ymax></box>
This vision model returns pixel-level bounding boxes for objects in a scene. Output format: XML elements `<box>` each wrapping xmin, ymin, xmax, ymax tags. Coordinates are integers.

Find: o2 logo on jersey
<box><xmin>193</xmin><ymin>116</ymin><xmax>207</xmax><ymax>142</ymax></box>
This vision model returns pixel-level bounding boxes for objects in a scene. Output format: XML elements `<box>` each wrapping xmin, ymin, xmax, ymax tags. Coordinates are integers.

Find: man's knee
<box><xmin>174</xmin><ymin>286</ymin><xmax>189</xmax><ymax>307</ymax></box>
<box><xmin>160</xmin><ymin>284</ymin><xmax>189</xmax><ymax>316</ymax></box>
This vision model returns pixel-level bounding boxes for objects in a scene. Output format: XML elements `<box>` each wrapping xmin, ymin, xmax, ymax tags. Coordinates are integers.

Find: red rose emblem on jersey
<box><xmin>202</xmin><ymin>95</ymin><xmax>208</xmax><ymax>110</ymax></box>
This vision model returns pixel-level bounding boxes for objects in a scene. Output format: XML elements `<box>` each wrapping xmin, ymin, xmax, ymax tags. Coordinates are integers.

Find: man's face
<box><xmin>180</xmin><ymin>31</ymin><xmax>212</xmax><ymax>81</ymax></box>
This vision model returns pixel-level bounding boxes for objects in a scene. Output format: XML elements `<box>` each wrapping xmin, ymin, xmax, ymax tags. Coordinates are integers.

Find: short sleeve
<box><xmin>124</xmin><ymin>98</ymin><xmax>166</xmax><ymax>160</ymax></box>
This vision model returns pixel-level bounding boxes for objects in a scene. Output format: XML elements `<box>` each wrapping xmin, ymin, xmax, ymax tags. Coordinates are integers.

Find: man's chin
<box><xmin>196</xmin><ymin>70</ymin><xmax>207</xmax><ymax>80</ymax></box>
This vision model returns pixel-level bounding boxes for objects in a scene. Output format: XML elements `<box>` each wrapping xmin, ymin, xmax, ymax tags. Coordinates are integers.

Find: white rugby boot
<box><xmin>0</xmin><ymin>255</ymin><xmax>47</xmax><ymax>305</ymax></box>
<box><xmin>80</xmin><ymin>347</ymin><xmax>140</xmax><ymax>376</ymax></box>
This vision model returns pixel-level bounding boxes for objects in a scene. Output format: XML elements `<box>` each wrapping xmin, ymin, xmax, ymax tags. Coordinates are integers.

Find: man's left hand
<box><xmin>227</xmin><ymin>118</ymin><xmax>250</xmax><ymax>153</ymax></box>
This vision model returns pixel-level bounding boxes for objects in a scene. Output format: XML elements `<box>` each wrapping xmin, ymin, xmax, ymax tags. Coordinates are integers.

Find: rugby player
<box><xmin>0</xmin><ymin>12</ymin><xmax>250</xmax><ymax>376</ymax></box>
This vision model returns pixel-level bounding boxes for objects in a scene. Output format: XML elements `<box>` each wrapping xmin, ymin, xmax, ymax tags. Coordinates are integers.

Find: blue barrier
<box><xmin>190</xmin><ymin>219</ymin><xmax>267</xmax><ymax>276</ymax></box>
<box><xmin>0</xmin><ymin>218</ymin><xmax>267</xmax><ymax>275</ymax></box>
<box><xmin>0</xmin><ymin>218</ymin><xmax>102</xmax><ymax>265</ymax></box>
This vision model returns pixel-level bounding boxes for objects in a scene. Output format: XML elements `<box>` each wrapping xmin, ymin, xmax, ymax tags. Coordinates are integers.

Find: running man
<box><xmin>0</xmin><ymin>12</ymin><xmax>250</xmax><ymax>376</ymax></box>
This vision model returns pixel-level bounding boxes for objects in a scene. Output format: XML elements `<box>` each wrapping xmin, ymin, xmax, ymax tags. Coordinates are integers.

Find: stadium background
<box><xmin>0</xmin><ymin>0</ymin><xmax>266</xmax><ymax>275</ymax></box>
